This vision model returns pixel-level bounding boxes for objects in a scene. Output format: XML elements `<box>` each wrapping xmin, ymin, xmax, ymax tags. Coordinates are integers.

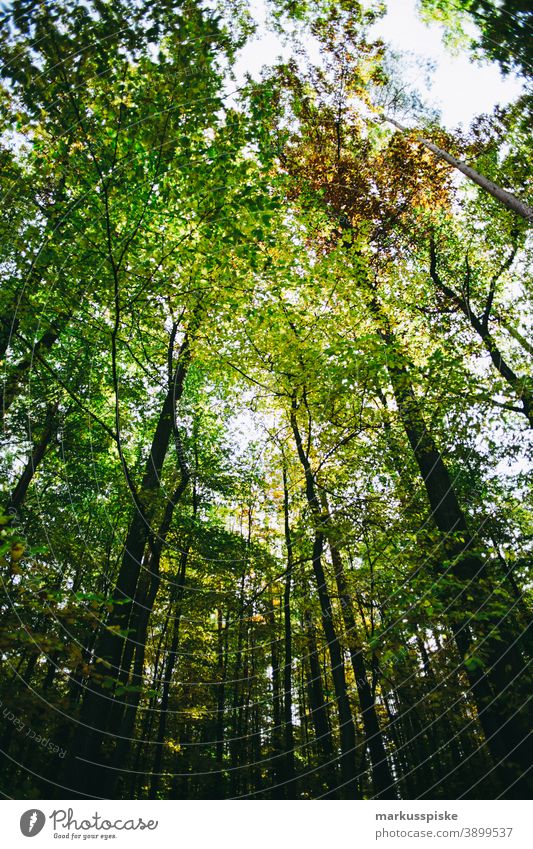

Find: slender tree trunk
<box><xmin>249</xmin><ymin>627</ymin><xmax>262</xmax><ymax>795</ymax></box>
<box><xmin>281</xmin><ymin>464</ymin><xmax>296</xmax><ymax>796</ymax></box>
<box><xmin>304</xmin><ymin>608</ymin><xmax>337</xmax><ymax>783</ymax></box>
<box><xmin>490</xmin><ymin>538</ymin><xmax>531</xmax><ymax>631</ymax></box>
<box><xmin>129</xmin><ymin>617</ymin><xmax>169</xmax><ymax>797</ymax></box>
<box><xmin>384</xmin><ymin>114</ymin><xmax>533</xmax><ymax>223</ymax></box>
<box><xmin>67</xmin><ymin>332</ymin><xmax>190</xmax><ymax>797</ymax></box>
<box><xmin>229</xmin><ymin>563</ymin><xmax>248</xmax><ymax>797</ymax></box>
<box><xmin>415</xmin><ymin>634</ymin><xmax>465</xmax><ymax>779</ymax></box>
<box><xmin>267</xmin><ymin>594</ymin><xmax>283</xmax><ymax>796</ymax></box>
<box><xmin>494</xmin><ymin>314</ymin><xmax>533</xmax><ymax>357</ymax></box>
<box><xmin>149</xmin><ymin>545</ymin><xmax>189</xmax><ymax>798</ymax></box>
<box><xmin>106</xmin><ymin>517</ymin><xmax>173</xmax><ymax>797</ymax></box>
<box><xmin>6</xmin><ymin>401</ymin><xmax>58</xmax><ymax>515</ymax></box>
<box><xmin>213</xmin><ymin>606</ymin><xmax>229</xmax><ymax>798</ymax></box>
<box><xmin>326</xmin><ymin>530</ymin><xmax>396</xmax><ymax>798</ymax></box>
<box><xmin>290</xmin><ymin>399</ymin><xmax>359</xmax><ymax>799</ymax></box>
<box><xmin>379</xmin><ymin>321</ymin><xmax>533</xmax><ymax>796</ymax></box>
<box><xmin>429</xmin><ymin>242</ymin><xmax>532</xmax><ymax>426</ymax></box>
<box><xmin>0</xmin><ymin>311</ymin><xmax>19</xmax><ymax>363</ymax></box>
<box><xmin>2</xmin><ymin>320</ymin><xmax>67</xmax><ymax>421</ymax></box>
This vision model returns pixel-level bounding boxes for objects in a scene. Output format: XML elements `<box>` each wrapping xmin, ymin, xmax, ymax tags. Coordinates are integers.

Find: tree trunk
<box><xmin>6</xmin><ymin>401</ymin><xmax>58</xmax><ymax>515</ymax></box>
<box><xmin>326</xmin><ymin>530</ymin><xmax>396</xmax><ymax>798</ymax></box>
<box><xmin>290</xmin><ymin>399</ymin><xmax>360</xmax><ymax>799</ymax></box>
<box><xmin>281</xmin><ymin>464</ymin><xmax>296</xmax><ymax>796</ymax></box>
<box><xmin>228</xmin><ymin>562</ymin><xmax>248</xmax><ymax>797</ymax></box>
<box><xmin>304</xmin><ymin>608</ymin><xmax>337</xmax><ymax>786</ymax></box>
<box><xmin>149</xmin><ymin>544</ymin><xmax>189</xmax><ymax>798</ymax></box>
<box><xmin>213</xmin><ymin>605</ymin><xmax>229</xmax><ymax>798</ymax></box>
<box><xmin>2</xmin><ymin>320</ymin><xmax>66</xmax><ymax>421</ymax></box>
<box><xmin>429</xmin><ymin>241</ymin><xmax>532</xmax><ymax>426</ymax></box>
<box><xmin>67</xmin><ymin>332</ymin><xmax>190</xmax><ymax>797</ymax></box>
<box><xmin>384</xmin><ymin>114</ymin><xmax>533</xmax><ymax>223</ymax></box>
<box><xmin>267</xmin><ymin>594</ymin><xmax>283</xmax><ymax>796</ymax></box>
<box><xmin>379</xmin><ymin>320</ymin><xmax>533</xmax><ymax>796</ymax></box>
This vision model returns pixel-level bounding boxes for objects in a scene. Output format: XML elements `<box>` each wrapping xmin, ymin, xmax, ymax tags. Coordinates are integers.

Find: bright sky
<box><xmin>234</xmin><ymin>0</ymin><xmax>525</xmax><ymax>130</ymax></box>
<box><xmin>370</xmin><ymin>0</ymin><xmax>525</xmax><ymax>128</ymax></box>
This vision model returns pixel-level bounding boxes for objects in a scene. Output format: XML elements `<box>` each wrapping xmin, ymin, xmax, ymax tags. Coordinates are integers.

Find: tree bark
<box><xmin>384</xmin><ymin>115</ymin><xmax>533</xmax><ymax>223</ymax></box>
<box><xmin>281</xmin><ymin>463</ymin><xmax>296</xmax><ymax>796</ymax></box>
<box><xmin>379</xmin><ymin>319</ymin><xmax>533</xmax><ymax>796</ymax></box>
<box><xmin>213</xmin><ymin>605</ymin><xmax>229</xmax><ymax>798</ymax></box>
<box><xmin>149</xmin><ymin>544</ymin><xmax>189</xmax><ymax>798</ymax></box>
<box><xmin>267</xmin><ymin>593</ymin><xmax>283</xmax><ymax>796</ymax></box>
<box><xmin>67</xmin><ymin>331</ymin><xmax>190</xmax><ymax>797</ymax></box>
<box><xmin>326</xmin><ymin>529</ymin><xmax>397</xmax><ymax>798</ymax></box>
<box><xmin>304</xmin><ymin>608</ymin><xmax>337</xmax><ymax>784</ymax></box>
<box><xmin>290</xmin><ymin>398</ymin><xmax>360</xmax><ymax>799</ymax></box>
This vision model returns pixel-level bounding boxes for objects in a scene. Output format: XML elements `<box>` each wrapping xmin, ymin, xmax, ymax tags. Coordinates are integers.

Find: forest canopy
<box><xmin>0</xmin><ymin>0</ymin><xmax>531</xmax><ymax>801</ymax></box>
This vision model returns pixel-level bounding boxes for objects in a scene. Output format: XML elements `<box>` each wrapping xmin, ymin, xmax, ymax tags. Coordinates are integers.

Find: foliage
<box><xmin>0</xmin><ymin>0</ymin><xmax>531</xmax><ymax>802</ymax></box>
